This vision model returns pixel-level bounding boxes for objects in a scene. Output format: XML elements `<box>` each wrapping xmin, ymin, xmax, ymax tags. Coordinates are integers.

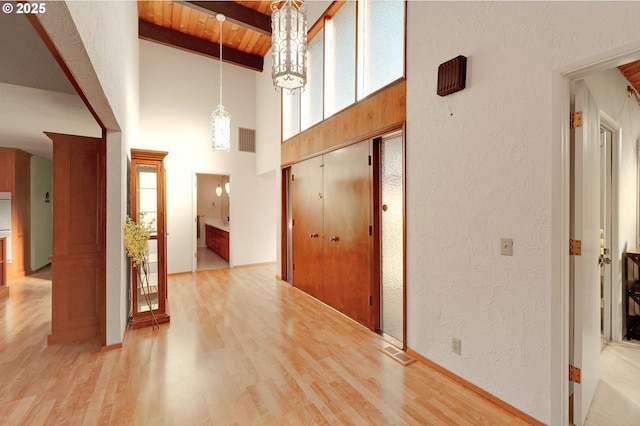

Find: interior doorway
<box><xmin>563</xmin><ymin>64</ymin><xmax>633</xmax><ymax>425</ymax></box>
<box><xmin>375</xmin><ymin>130</ymin><xmax>406</xmax><ymax>348</ymax></box>
<box><xmin>194</xmin><ymin>173</ymin><xmax>230</xmax><ymax>271</ymax></box>
<box><xmin>599</xmin><ymin>122</ymin><xmax>617</xmax><ymax>345</ymax></box>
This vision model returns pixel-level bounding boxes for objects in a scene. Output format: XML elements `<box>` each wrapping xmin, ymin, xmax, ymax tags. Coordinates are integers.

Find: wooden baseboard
<box><xmin>234</xmin><ymin>261</ymin><xmax>277</xmax><ymax>269</ymax></box>
<box><xmin>406</xmin><ymin>348</ymin><xmax>545</xmax><ymax>426</ymax></box>
<box><xmin>100</xmin><ymin>320</ymin><xmax>129</xmax><ymax>352</ymax></box>
<box><xmin>48</xmin><ymin>325</ymin><xmax>100</xmax><ymax>346</ymax></box>
<box><xmin>100</xmin><ymin>342</ymin><xmax>123</xmax><ymax>352</ymax></box>
<box><xmin>0</xmin><ymin>285</ymin><xmax>9</xmax><ymax>298</ymax></box>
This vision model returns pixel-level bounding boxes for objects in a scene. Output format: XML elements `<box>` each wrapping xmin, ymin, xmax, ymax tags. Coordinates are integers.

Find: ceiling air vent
<box><xmin>239</xmin><ymin>128</ymin><xmax>256</xmax><ymax>153</ymax></box>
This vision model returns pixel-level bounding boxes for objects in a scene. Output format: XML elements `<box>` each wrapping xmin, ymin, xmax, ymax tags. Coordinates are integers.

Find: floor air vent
<box><xmin>380</xmin><ymin>345</ymin><xmax>416</xmax><ymax>366</ymax></box>
<box><xmin>239</xmin><ymin>128</ymin><xmax>256</xmax><ymax>153</ymax></box>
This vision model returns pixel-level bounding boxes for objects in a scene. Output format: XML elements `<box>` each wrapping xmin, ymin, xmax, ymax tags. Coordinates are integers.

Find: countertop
<box><xmin>205</xmin><ymin>221</ymin><xmax>230</xmax><ymax>232</ymax></box>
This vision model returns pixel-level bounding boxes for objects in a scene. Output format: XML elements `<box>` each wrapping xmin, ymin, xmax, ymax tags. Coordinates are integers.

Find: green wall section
<box><xmin>30</xmin><ymin>155</ymin><xmax>53</xmax><ymax>271</ymax></box>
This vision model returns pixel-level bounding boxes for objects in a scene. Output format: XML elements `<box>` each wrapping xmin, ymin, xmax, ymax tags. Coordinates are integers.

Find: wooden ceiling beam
<box><xmin>179</xmin><ymin>1</ymin><xmax>272</xmax><ymax>36</ymax></box>
<box><xmin>139</xmin><ymin>19</ymin><xmax>264</xmax><ymax>72</ymax></box>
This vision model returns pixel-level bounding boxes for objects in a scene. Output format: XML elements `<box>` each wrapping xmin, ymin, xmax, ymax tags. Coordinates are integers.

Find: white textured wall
<box><xmin>406</xmin><ymin>2</ymin><xmax>640</xmax><ymax>423</ymax></box>
<box><xmin>39</xmin><ymin>1</ymin><xmax>139</xmax><ymax>346</ymax></box>
<box><xmin>584</xmin><ymin>69</ymin><xmax>640</xmax><ymax>341</ymax></box>
<box><xmin>139</xmin><ymin>40</ymin><xmax>276</xmax><ymax>272</ymax></box>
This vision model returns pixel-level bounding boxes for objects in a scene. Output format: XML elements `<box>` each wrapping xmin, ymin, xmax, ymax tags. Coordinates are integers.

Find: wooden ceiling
<box><xmin>139</xmin><ymin>1</ymin><xmax>640</xmax><ymax>99</ymax></box>
<box><xmin>138</xmin><ymin>1</ymin><xmax>274</xmax><ymax>71</ymax></box>
<box><xmin>618</xmin><ymin>60</ymin><xmax>640</xmax><ymax>101</ymax></box>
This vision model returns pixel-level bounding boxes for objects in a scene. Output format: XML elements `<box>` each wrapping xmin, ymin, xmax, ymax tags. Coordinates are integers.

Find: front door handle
<box><xmin>329</xmin><ymin>236</ymin><xmax>340</xmax><ymax>242</ymax></box>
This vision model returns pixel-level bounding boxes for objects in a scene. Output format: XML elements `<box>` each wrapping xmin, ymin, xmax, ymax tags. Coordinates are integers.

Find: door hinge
<box><xmin>292</xmin><ymin>219</ymin><xmax>295</xmax><ymax>226</ymax></box>
<box><xmin>369</xmin><ymin>295</ymin><xmax>372</xmax><ymax>306</ymax></box>
<box><xmin>570</xmin><ymin>111</ymin><xmax>583</xmax><ymax>129</ymax></box>
<box><xmin>292</xmin><ymin>264</ymin><xmax>295</xmax><ymax>271</ymax></box>
<box><xmin>569</xmin><ymin>365</ymin><xmax>581</xmax><ymax>383</ymax></box>
<box><xmin>369</xmin><ymin>225</ymin><xmax>372</xmax><ymax>236</ymax></box>
<box><xmin>291</xmin><ymin>174</ymin><xmax>294</xmax><ymax>181</ymax></box>
<box><xmin>368</xmin><ymin>155</ymin><xmax>372</xmax><ymax>166</ymax></box>
<box><xmin>570</xmin><ymin>239</ymin><xmax>582</xmax><ymax>256</ymax></box>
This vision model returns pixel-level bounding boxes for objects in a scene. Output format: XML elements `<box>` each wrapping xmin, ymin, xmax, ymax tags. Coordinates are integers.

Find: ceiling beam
<box><xmin>179</xmin><ymin>1</ymin><xmax>272</xmax><ymax>36</ymax></box>
<box><xmin>139</xmin><ymin>19</ymin><xmax>264</xmax><ymax>72</ymax></box>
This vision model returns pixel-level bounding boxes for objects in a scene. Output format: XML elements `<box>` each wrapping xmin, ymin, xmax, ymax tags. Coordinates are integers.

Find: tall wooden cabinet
<box><xmin>46</xmin><ymin>132</ymin><xmax>105</xmax><ymax>345</ymax></box>
<box><xmin>0</xmin><ymin>148</ymin><xmax>31</xmax><ymax>282</ymax></box>
<box><xmin>291</xmin><ymin>141</ymin><xmax>374</xmax><ymax>328</ymax></box>
<box><xmin>130</xmin><ymin>149</ymin><xmax>170</xmax><ymax>328</ymax></box>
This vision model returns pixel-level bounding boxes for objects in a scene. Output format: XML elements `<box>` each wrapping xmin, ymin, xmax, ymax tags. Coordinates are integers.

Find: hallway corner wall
<box><xmin>30</xmin><ymin>155</ymin><xmax>52</xmax><ymax>271</ymax></box>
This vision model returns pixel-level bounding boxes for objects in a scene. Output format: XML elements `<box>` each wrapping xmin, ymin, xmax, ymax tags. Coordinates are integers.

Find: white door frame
<box><xmin>600</xmin><ymin>113</ymin><xmax>622</xmax><ymax>342</ymax></box>
<box><xmin>191</xmin><ymin>170</ymin><xmax>232</xmax><ymax>272</ymax></box>
<box><xmin>551</xmin><ymin>48</ymin><xmax>640</xmax><ymax>425</ymax></box>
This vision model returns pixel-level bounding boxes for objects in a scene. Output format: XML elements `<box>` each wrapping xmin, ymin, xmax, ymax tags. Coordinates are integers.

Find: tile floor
<box><xmin>196</xmin><ymin>246</ymin><xmax>229</xmax><ymax>270</ymax></box>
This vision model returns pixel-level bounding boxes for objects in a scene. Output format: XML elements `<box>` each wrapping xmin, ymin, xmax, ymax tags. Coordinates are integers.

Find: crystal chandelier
<box><xmin>271</xmin><ymin>0</ymin><xmax>307</xmax><ymax>92</ymax></box>
<box><xmin>212</xmin><ymin>14</ymin><xmax>231</xmax><ymax>152</ymax></box>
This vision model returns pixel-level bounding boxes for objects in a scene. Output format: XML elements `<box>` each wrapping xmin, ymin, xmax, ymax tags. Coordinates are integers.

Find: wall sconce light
<box><xmin>224</xmin><ymin>181</ymin><xmax>230</xmax><ymax>196</ymax></box>
<box><xmin>216</xmin><ymin>185</ymin><xmax>222</xmax><ymax>197</ymax></box>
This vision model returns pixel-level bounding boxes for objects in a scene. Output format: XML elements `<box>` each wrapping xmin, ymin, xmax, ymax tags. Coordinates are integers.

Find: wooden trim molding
<box><xmin>100</xmin><ymin>342</ymin><xmax>123</xmax><ymax>352</ymax></box>
<box><xmin>281</xmin><ymin>79</ymin><xmax>406</xmax><ymax>165</ymax></box>
<box><xmin>24</xmin><ymin>13</ymin><xmax>106</xmax><ymax>129</ymax></box>
<box><xmin>308</xmin><ymin>1</ymin><xmax>346</xmax><ymax>41</ymax></box>
<box><xmin>405</xmin><ymin>348</ymin><xmax>546</xmax><ymax>426</ymax></box>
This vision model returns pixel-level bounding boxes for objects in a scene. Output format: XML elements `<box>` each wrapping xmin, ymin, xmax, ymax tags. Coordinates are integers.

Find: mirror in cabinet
<box><xmin>130</xmin><ymin>149</ymin><xmax>170</xmax><ymax>328</ymax></box>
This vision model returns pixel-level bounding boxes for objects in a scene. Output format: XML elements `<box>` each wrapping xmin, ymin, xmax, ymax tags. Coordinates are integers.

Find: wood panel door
<box><xmin>291</xmin><ymin>156</ymin><xmax>325</xmax><ymax>301</ymax></box>
<box><xmin>46</xmin><ymin>132</ymin><xmax>105</xmax><ymax>345</ymax></box>
<box><xmin>323</xmin><ymin>141</ymin><xmax>373</xmax><ymax>328</ymax></box>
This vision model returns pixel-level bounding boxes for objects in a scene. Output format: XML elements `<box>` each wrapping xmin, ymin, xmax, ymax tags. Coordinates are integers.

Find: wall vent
<box><xmin>239</xmin><ymin>128</ymin><xmax>256</xmax><ymax>153</ymax></box>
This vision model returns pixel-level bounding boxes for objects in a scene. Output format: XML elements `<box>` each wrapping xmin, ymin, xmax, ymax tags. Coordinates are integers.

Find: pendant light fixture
<box><xmin>271</xmin><ymin>0</ymin><xmax>308</xmax><ymax>92</ymax></box>
<box><xmin>211</xmin><ymin>14</ymin><xmax>231</xmax><ymax>152</ymax></box>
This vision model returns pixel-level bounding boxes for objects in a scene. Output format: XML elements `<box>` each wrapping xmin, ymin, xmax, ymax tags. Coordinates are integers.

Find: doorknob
<box><xmin>329</xmin><ymin>236</ymin><xmax>340</xmax><ymax>242</ymax></box>
<box><xmin>309</xmin><ymin>233</ymin><xmax>319</xmax><ymax>238</ymax></box>
<box><xmin>599</xmin><ymin>254</ymin><xmax>612</xmax><ymax>266</ymax></box>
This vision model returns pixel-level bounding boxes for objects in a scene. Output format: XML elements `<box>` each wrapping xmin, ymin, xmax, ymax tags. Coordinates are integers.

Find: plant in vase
<box><xmin>123</xmin><ymin>213</ymin><xmax>159</xmax><ymax>328</ymax></box>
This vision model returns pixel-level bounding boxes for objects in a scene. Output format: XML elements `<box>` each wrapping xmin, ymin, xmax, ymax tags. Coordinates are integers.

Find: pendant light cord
<box><xmin>219</xmin><ymin>16</ymin><xmax>223</xmax><ymax>107</ymax></box>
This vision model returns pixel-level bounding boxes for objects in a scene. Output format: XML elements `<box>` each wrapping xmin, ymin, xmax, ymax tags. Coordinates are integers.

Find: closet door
<box><xmin>291</xmin><ymin>156</ymin><xmax>325</xmax><ymax>300</ymax></box>
<box><xmin>323</xmin><ymin>141</ymin><xmax>373</xmax><ymax>327</ymax></box>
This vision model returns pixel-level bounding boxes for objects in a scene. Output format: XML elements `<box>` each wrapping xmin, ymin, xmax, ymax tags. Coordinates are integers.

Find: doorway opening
<box><xmin>563</xmin><ymin>63</ymin><xmax>634</xmax><ymax>425</ymax></box>
<box><xmin>374</xmin><ymin>130</ymin><xmax>406</xmax><ymax>349</ymax></box>
<box><xmin>194</xmin><ymin>173</ymin><xmax>230</xmax><ymax>271</ymax></box>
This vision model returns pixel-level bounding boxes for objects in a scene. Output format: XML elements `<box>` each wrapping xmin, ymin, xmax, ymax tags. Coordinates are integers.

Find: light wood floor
<box><xmin>585</xmin><ymin>339</ymin><xmax>640</xmax><ymax>424</ymax></box>
<box><xmin>0</xmin><ymin>264</ymin><xmax>533</xmax><ymax>425</ymax></box>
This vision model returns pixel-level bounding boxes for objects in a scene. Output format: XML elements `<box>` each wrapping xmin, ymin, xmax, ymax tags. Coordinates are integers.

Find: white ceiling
<box><xmin>0</xmin><ymin>12</ymin><xmax>100</xmax><ymax>160</ymax></box>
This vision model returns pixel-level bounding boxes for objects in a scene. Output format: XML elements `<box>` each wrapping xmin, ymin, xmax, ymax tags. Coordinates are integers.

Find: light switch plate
<box><xmin>500</xmin><ymin>238</ymin><xmax>513</xmax><ymax>256</ymax></box>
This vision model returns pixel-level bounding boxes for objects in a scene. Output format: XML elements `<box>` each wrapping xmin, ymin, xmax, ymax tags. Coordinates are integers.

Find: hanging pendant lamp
<box><xmin>212</xmin><ymin>14</ymin><xmax>231</xmax><ymax>152</ymax></box>
<box><xmin>271</xmin><ymin>0</ymin><xmax>307</xmax><ymax>92</ymax></box>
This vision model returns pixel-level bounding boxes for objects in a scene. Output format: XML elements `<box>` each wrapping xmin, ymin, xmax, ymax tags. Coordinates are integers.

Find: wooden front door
<box><xmin>291</xmin><ymin>156</ymin><xmax>325</xmax><ymax>301</ymax></box>
<box><xmin>46</xmin><ymin>132</ymin><xmax>105</xmax><ymax>345</ymax></box>
<box><xmin>323</xmin><ymin>141</ymin><xmax>373</xmax><ymax>328</ymax></box>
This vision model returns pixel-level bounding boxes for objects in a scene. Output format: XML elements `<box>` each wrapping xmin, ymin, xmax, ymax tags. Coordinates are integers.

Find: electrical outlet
<box><xmin>452</xmin><ymin>338</ymin><xmax>462</xmax><ymax>355</ymax></box>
